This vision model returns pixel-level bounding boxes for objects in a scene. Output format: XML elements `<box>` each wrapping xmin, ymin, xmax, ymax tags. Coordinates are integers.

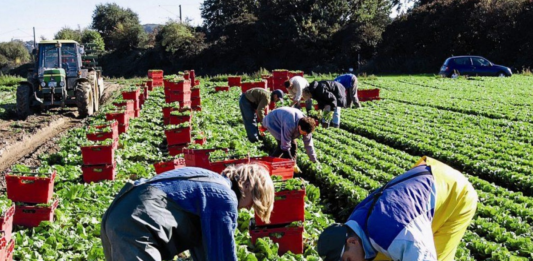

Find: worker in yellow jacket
<box><xmin>317</xmin><ymin>156</ymin><xmax>478</xmax><ymax>261</ymax></box>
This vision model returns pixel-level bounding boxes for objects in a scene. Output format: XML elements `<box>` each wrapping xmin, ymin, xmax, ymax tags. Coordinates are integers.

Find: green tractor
<box><xmin>16</xmin><ymin>40</ymin><xmax>104</xmax><ymax>119</ymax></box>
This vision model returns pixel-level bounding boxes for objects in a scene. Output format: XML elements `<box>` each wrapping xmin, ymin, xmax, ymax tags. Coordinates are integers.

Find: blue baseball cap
<box><xmin>271</xmin><ymin>89</ymin><xmax>284</xmax><ymax>103</ymax></box>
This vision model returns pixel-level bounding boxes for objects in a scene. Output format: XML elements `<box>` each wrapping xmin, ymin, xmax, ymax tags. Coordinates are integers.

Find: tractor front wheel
<box><xmin>75</xmin><ymin>81</ymin><xmax>94</xmax><ymax>118</ymax></box>
<box><xmin>16</xmin><ymin>84</ymin><xmax>33</xmax><ymax>120</ymax></box>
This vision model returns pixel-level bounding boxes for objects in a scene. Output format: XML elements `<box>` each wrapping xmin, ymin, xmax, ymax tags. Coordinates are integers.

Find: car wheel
<box><xmin>498</xmin><ymin>72</ymin><xmax>506</xmax><ymax>77</ymax></box>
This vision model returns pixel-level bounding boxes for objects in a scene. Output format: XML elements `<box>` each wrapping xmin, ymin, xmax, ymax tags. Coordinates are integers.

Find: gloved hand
<box><xmin>293</xmin><ymin>165</ymin><xmax>302</xmax><ymax>174</ymax></box>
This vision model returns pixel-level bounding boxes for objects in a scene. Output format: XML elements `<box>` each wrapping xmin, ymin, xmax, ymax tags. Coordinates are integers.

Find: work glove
<box><xmin>293</xmin><ymin>165</ymin><xmax>302</xmax><ymax>174</ymax></box>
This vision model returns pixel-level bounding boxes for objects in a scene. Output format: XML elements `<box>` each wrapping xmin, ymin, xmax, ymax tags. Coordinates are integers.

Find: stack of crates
<box><xmin>81</xmin><ymin>121</ymin><xmax>118</xmax><ymax>183</ymax></box>
<box><xmin>241</xmin><ymin>80</ymin><xmax>268</xmax><ymax>93</ymax></box>
<box><xmin>271</xmin><ymin>70</ymin><xmax>289</xmax><ymax>93</ymax></box>
<box><xmin>190</xmin><ymin>70</ymin><xmax>201</xmax><ymax>111</ymax></box>
<box><xmin>148</xmin><ymin>69</ymin><xmax>164</xmax><ymax>88</ymax></box>
<box><xmin>0</xmin><ymin>195</ymin><xmax>15</xmax><ymax>260</ymax></box>
<box><xmin>122</xmin><ymin>87</ymin><xmax>141</xmax><ymax>118</ymax></box>
<box><xmin>249</xmin><ymin>160</ymin><xmax>305</xmax><ymax>255</ymax></box>
<box><xmin>164</xmin><ymin>79</ymin><xmax>193</xmax><ymax>155</ymax></box>
<box><xmin>5</xmin><ymin>166</ymin><xmax>58</xmax><ymax>228</ymax></box>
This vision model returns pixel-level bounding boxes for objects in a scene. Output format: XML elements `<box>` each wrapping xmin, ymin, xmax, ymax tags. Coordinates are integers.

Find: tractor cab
<box><xmin>16</xmin><ymin>40</ymin><xmax>103</xmax><ymax>119</ymax></box>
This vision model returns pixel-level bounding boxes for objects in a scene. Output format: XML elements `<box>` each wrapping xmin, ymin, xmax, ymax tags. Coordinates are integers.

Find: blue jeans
<box><xmin>239</xmin><ymin>95</ymin><xmax>259</xmax><ymax>142</ymax></box>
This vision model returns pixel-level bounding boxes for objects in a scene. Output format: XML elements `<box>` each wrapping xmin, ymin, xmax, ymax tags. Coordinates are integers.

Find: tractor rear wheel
<box><xmin>16</xmin><ymin>84</ymin><xmax>33</xmax><ymax>120</ymax></box>
<box><xmin>75</xmin><ymin>81</ymin><xmax>94</xmax><ymax>117</ymax></box>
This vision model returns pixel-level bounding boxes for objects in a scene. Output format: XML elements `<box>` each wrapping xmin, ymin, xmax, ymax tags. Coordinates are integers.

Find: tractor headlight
<box><xmin>59</xmin><ymin>81</ymin><xmax>65</xmax><ymax>87</ymax></box>
<box><xmin>41</xmin><ymin>81</ymin><xmax>46</xmax><ymax>87</ymax></box>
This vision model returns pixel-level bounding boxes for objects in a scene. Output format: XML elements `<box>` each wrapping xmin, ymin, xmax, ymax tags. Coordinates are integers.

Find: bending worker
<box><xmin>303</xmin><ymin>80</ymin><xmax>346</xmax><ymax>128</ymax></box>
<box><xmin>284</xmin><ymin>75</ymin><xmax>309</xmax><ymax>108</ymax></box>
<box><xmin>317</xmin><ymin>156</ymin><xmax>478</xmax><ymax>261</ymax></box>
<box><xmin>239</xmin><ymin>88</ymin><xmax>284</xmax><ymax>142</ymax></box>
<box><xmin>101</xmin><ymin>164</ymin><xmax>275</xmax><ymax>261</ymax></box>
<box><xmin>335</xmin><ymin>73</ymin><xmax>361</xmax><ymax>108</ymax></box>
<box><xmin>262</xmin><ymin>107</ymin><xmax>318</xmax><ymax>163</ymax></box>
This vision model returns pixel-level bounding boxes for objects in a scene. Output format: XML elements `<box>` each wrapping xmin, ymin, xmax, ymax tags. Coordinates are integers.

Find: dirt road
<box><xmin>0</xmin><ymin>82</ymin><xmax>122</xmax><ymax>192</ymax></box>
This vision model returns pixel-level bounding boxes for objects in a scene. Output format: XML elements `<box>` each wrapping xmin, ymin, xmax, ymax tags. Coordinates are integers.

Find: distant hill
<box><xmin>143</xmin><ymin>24</ymin><xmax>161</xmax><ymax>34</ymax></box>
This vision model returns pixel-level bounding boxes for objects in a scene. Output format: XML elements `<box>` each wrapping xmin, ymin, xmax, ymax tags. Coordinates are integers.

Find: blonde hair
<box><xmin>222</xmin><ymin>163</ymin><xmax>275</xmax><ymax>223</ymax></box>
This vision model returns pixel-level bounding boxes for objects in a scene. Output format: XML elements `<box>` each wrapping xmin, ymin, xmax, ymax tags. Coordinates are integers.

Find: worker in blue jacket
<box><xmin>317</xmin><ymin>156</ymin><xmax>477</xmax><ymax>261</ymax></box>
<box><xmin>262</xmin><ymin>107</ymin><xmax>318</xmax><ymax>163</ymax></box>
<box><xmin>101</xmin><ymin>165</ymin><xmax>274</xmax><ymax>261</ymax></box>
<box><xmin>335</xmin><ymin>73</ymin><xmax>361</xmax><ymax>108</ymax></box>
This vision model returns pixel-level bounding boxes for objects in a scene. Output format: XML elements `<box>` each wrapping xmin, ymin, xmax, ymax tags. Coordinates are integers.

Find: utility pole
<box><xmin>179</xmin><ymin>5</ymin><xmax>182</xmax><ymax>22</ymax></box>
<box><xmin>33</xmin><ymin>27</ymin><xmax>36</xmax><ymax>49</ymax></box>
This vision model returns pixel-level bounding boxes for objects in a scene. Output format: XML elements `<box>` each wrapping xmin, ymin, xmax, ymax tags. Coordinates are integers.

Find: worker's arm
<box><xmin>201</xmin><ymin>207</ymin><xmax>239</xmax><ymax>260</ymax></box>
<box><xmin>256</xmin><ymin>97</ymin><xmax>268</xmax><ymax>123</ymax></box>
<box><xmin>301</xmin><ymin>134</ymin><xmax>318</xmax><ymax>162</ymax></box>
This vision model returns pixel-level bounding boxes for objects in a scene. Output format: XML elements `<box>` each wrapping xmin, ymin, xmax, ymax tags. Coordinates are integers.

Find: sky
<box><xmin>0</xmin><ymin>0</ymin><xmax>204</xmax><ymax>43</ymax></box>
<box><xmin>0</xmin><ymin>0</ymin><xmax>412</xmax><ymax>43</ymax></box>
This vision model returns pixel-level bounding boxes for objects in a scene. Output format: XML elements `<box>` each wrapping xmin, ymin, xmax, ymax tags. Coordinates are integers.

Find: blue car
<box><xmin>439</xmin><ymin>56</ymin><xmax>512</xmax><ymax>77</ymax></box>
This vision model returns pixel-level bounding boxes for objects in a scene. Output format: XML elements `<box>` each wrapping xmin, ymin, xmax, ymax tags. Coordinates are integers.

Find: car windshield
<box><xmin>472</xmin><ymin>57</ymin><xmax>491</xmax><ymax>66</ymax></box>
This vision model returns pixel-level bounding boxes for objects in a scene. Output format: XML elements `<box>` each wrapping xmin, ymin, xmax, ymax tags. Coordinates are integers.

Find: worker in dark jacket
<box><xmin>262</xmin><ymin>107</ymin><xmax>318</xmax><ymax>163</ymax></box>
<box><xmin>317</xmin><ymin>156</ymin><xmax>478</xmax><ymax>261</ymax></box>
<box><xmin>335</xmin><ymin>73</ymin><xmax>361</xmax><ymax>108</ymax></box>
<box><xmin>239</xmin><ymin>88</ymin><xmax>284</xmax><ymax>142</ymax></box>
<box><xmin>303</xmin><ymin>81</ymin><xmax>346</xmax><ymax>128</ymax></box>
<box><xmin>101</xmin><ymin>164</ymin><xmax>275</xmax><ymax>261</ymax></box>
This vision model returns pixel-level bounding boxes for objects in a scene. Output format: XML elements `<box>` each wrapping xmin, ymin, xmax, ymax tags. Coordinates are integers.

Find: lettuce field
<box><xmin>2</xmin><ymin>74</ymin><xmax>533</xmax><ymax>260</ymax></box>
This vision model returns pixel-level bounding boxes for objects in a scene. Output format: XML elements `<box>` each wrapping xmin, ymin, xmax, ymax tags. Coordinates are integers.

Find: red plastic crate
<box><xmin>288</xmin><ymin>71</ymin><xmax>304</xmax><ymax>78</ymax></box>
<box><xmin>165</xmin><ymin>90</ymin><xmax>191</xmax><ymax>103</ymax></box>
<box><xmin>183</xmin><ymin>148</ymin><xmax>229</xmax><ymax>168</ymax></box>
<box><xmin>134</xmin><ymin>109</ymin><xmax>140</xmax><ymax>118</ymax></box>
<box><xmin>13</xmin><ymin>199</ymin><xmax>59</xmax><ymax>227</ymax></box>
<box><xmin>146</xmin><ymin>80</ymin><xmax>154</xmax><ymax>91</ymax></box>
<box><xmin>358</xmin><ymin>88</ymin><xmax>380</xmax><ymax>102</ymax></box>
<box><xmin>122</xmin><ymin>88</ymin><xmax>140</xmax><ymax>101</ymax></box>
<box><xmin>194</xmin><ymin>137</ymin><xmax>206</xmax><ymax>145</ymax></box>
<box><xmin>0</xmin><ymin>205</ymin><xmax>15</xmax><ymax>242</ymax></box>
<box><xmin>169</xmin><ymin>114</ymin><xmax>192</xmax><ymax>125</ymax></box>
<box><xmin>162</xmin><ymin>107</ymin><xmax>180</xmax><ymax>118</ymax></box>
<box><xmin>241</xmin><ymin>82</ymin><xmax>254</xmax><ymax>93</ymax></box>
<box><xmin>184</xmin><ymin>74</ymin><xmax>190</xmax><ymax>80</ymax></box>
<box><xmin>6</xmin><ymin>171</ymin><xmax>56</xmax><ymax>204</ymax></box>
<box><xmin>228</xmin><ymin>76</ymin><xmax>241</xmax><ymax>87</ymax></box>
<box><xmin>148</xmin><ymin>70</ymin><xmax>163</xmax><ymax>78</ymax></box>
<box><xmin>112</xmin><ymin>100</ymin><xmax>134</xmax><ymax>112</ymax></box>
<box><xmin>192</xmin><ymin>88</ymin><xmax>200</xmax><ymax>98</ymax></box>
<box><xmin>165</xmin><ymin>127</ymin><xmax>192</xmax><ymax>146</ymax></box>
<box><xmin>191</xmin><ymin>97</ymin><xmax>201</xmax><ymax>107</ymax></box>
<box><xmin>82</xmin><ymin>162</ymin><xmax>116</xmax><ymax>183</ymax></box>
<box><xmin>192</xmin><ymin>105</ymin><xmax>201</xmax><ymax>111</ymax></box>
<box><xmin>194</xmin><ymin>79</ymin><xmax>200</xmax><ymax>86</ymax></box>
<box><xmin>118</xmin><ymin>123</ymin><xmax>129</xmax><ymax>134</ymax></box>
<box><xmin>168</xmin><ymin>144</ymin><xmax>188</xmax><ymax>156</ymax></box>
<box><xmin>272</xmin><ymin>70</ymin><xmax>289</xmax><ymax>79</ymax></box>
<box><xmin>209</xmin><ymin>158</ymin><xmax>250</xmax><ymax>174</ymax></box>
<box><xmin>250</xmin><ymin>156</ymin><xmax>295</xmax><ymax>180</ymax></box>
<box><xmin>215</xmin><ymin>86</ymin><xmax>229</xmax><ymax>92</ymax></box>
<box><xmin>268</xmin><ymin>77</ymin><xmax>274</xmax><ymax>91</ymax></box>
<box><xmin>255</xmin><ymin>189</ymin><xmax>305</xmax><ymax>226</ymax></box>
<box><xmin>106</xmin><ymin>112</ymin><xmax>129</xmax><ymax>125</ymax></box>
<box><xmin>250</xmin><ymin>225</ymin><xmax>304</xmax><ymax>255</ymax></box>
<box><xmin>81</xmin><ymin>143</ymin><xmax>114</xmax><ymax>165</ymax></box>
<box><xmin>153</xmin><ymin>158</ymin><xmax>186</xmax><ymax>174</ymax></box>
<box><xmin>165</xmin><ymin>80</ymin><xmax>191</xmax><ymax>92</ymax></box>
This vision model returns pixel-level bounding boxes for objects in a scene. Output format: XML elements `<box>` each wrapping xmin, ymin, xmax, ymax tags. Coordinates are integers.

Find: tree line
<box><xmin>2</xmin><ymin>0</ymin><xmax>532</xmax><ymax>76</ymax></box>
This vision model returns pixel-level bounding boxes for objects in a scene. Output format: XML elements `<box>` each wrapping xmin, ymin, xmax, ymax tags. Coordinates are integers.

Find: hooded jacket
<box><xmin>307</xmin><ymin>81</ymin><xmax>346</xmax><ymax>110</ymax></box>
